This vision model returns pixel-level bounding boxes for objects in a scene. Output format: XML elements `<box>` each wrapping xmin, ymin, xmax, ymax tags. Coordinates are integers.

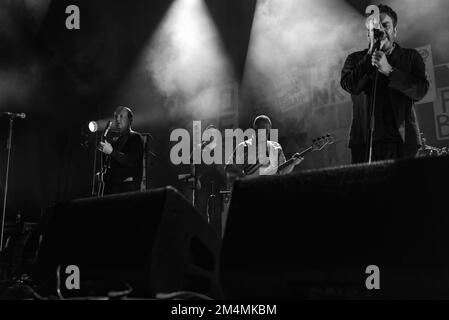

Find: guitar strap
<box><xmin>242</xmin><ymin>141</ymin><xmax>256</xmax><ymax>175</ymax></box>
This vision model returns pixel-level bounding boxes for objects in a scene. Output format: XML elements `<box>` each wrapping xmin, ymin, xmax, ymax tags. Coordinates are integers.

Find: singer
<box><xmin>340</xmin><ymin>4</ymin><xmax>429</xmax><ymax>163</ymax></box>
<box><xmin>98</xmin><ymin>106</ymin><xmax>144</xmax><ymax>195</ymax></box>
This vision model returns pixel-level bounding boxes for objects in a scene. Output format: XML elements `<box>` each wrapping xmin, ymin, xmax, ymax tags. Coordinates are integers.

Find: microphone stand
<box><xmin>91</xmin><ymin>131</ymin><xmax>99</xmax><ymax>196</ymax></box>
<box><xmin>1</xmin><ymin>116</ymin><xmax>16</xmax><ymax>252</ymax></box>
<box><xmin>192</xmin><ymin>162</ymin><xmax>198</xmax><ymax>208</ymax></box>
<box><xmin>366</xmin><ymin>38</ymin><xmax>382</xmax><ymax>164</ymax></box>
<box><xmin>206</xmin><ymin>181</ymin><xmax>215</xmax><ymax>224</ymax></box>
<box><xmin>188</xmin><ymin>149</ymin><xmax>198</xmax><ymax>208</ymax></box>
<box><xmin>190</xmin><ymin>141</ymin><xmax>210</xmax><ymax>208</ymax></box>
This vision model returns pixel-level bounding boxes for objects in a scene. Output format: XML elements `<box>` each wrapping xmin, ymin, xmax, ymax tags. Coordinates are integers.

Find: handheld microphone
<box><xmin>365</xmin><ymin>5</ymin><xmax>386</xmax><ymax>53</ymax></box>
<box><xmin>3</xmin><ymin>112</ymin><xmax>26</xmax><ymax>119</ymax></box>
<box><xmin>373</xmin><ymin>28</ymin><xmax>385</xmax><ymax>40</ymax></box>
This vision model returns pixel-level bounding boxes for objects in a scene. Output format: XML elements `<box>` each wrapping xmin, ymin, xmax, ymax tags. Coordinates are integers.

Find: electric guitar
<box><xmin>97</xmin><ymin>121</ymin><xmax>112</xmax><ymax>197</ymax></box>
<box><xmin>243</xmin><ymin>134</ymin><xmax>335</xmax><ymax>178</ymax></box>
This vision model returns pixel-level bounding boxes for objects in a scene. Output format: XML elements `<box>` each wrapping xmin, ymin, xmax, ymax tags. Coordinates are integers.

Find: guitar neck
<box><xmin>277</xmin><ymin>146</ymin><xmax>313</xmax><ymax>172</ymax></box>
<box><xmin>243</xmin><ymin>134</ymin><xmax>332</xmax><ymax>176</ymax></box>
<box><xmin>245</xmin><ymin>145</ymin><xmax>314</xmax><ymax>176</ymax></box>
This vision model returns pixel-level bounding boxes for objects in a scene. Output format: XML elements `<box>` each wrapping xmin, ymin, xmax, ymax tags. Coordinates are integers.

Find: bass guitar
<box><xmin>243</xmin><ymin>134</ymin><xmax>335</xmax><ymax>178</ymax></box>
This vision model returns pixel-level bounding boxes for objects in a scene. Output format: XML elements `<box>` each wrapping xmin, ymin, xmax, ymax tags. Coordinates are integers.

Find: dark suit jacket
<box><xmin>340</xmin><ymin>43</ymin><xmax>429</xmax><ymax>148</ymax></box>
<box><xmin>106</xmin><ymin>130</ymin><xmax>144</xmax><ymax>185</ymax></box>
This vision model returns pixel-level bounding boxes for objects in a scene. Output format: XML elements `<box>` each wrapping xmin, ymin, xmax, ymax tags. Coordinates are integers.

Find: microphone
<box><xmin>201</xmin><ymin>136</ymin><xmax>214</xmax><ymax>150</ymax></box>
<box><xmin>3</xmin><ymin>112</ymin><xmax>26</xmax><ymax>119</ymax></box>
<box><xmin>103</xmin><ymin>121</ymin><xmax>112</xmax><ymax>139</ymax></box>
<box><xmin>365</xmin><ymin>5</ymin><xmax>386</xmax><ymax>53</ymax></box>
<box><xmin>373</xmin><ymin>28</ymin><xmax>385</xmax><ymax>40</ymax></box>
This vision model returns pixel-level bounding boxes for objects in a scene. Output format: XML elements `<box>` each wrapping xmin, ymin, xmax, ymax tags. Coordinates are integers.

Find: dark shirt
<box><xmin>105</xmin><ymin>130</ymin><xmax>144</xmax><ymax>187</ymax></box>
<box><xmin>340</xmin><ymin>43</ymin><xmax>429</xmax><ymax>148</ymax></box>
<box><xmin>374</xmin><ymin>72</ymin><xmax>402</xmax><ymax>143</ymax></box>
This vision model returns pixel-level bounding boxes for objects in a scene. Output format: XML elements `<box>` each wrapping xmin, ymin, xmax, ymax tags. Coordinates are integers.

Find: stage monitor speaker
<box><xmin>220</xmin><ymin>155</ymin><xmax>449</xmax><ymax>299</ymax></box>
<box><xmin>33</xmin><ymin>187</ymin><xmax>222</xmax><ymax>298</ymax></box>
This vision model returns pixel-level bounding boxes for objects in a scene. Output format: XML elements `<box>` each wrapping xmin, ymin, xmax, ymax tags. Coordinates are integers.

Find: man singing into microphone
<box><xmin>99</xmin><ymin>106</ymin><xmax>144</xmax><ymax>195</ymax></box>
<box><xmin>341</xmin><ymin>4</ymin><xmax>429</xmax><ymax>163</ymax></box>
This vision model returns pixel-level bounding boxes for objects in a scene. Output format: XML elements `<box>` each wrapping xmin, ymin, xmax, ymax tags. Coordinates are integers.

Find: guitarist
<box><xmin>219</xmin><ymin>115</ymin><xmax>303</xmax><ymax>236</ymax></box>
<box><xmin>98</xmin><ymin>106</ymin><xmax>144</xmax><ymax>195</ymax></box>
<box><xmin>225</xmin><ymin>115</ymin><xmax>303</xmax><ymax>179</ymax></box>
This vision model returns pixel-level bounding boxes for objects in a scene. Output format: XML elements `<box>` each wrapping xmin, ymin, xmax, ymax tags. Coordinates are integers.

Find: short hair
<box><xmin>378</xmin><ymin>4</ymin><xmax>398</xmax><ymax>27</ymax></box>
<box><xmin>115</xmin><ymin>106</ymin><xmax>133</xmax><ymax>122</ymax></box>
<box><xmin>253</xmin><ymin>115</ymin><xmax>272</xmax><ymax>129</ymax></box>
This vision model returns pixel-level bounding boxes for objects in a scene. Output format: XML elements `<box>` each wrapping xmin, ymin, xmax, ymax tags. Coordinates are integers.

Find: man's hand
<box><xmin>292</xmin><ymin>156</ymin><xmax>304</xmax><ymax>166</ymax></box>
<box><xmin>99</xmin><ymin>141</ymin><xmax>113</xmax><ymax>155</ymax></box>
<box><xmin>279</xmin><ymin>155</ymin><xmax>304</xmax><ymax>175</ymax></box>
<box><xmin>372</xmin><ymin>50</ymin><xmax>393</xmax><ymax>76</ymax></box>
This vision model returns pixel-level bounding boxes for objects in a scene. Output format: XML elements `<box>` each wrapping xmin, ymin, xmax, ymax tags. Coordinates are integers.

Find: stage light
<box><xmin>131</xmin><ymin>0</ymin><xmax>236</xmax><ymax>122</ymax></box>
<box><xmin>238</xmin><ymin>0</ymin><xmax>366</xmax><ymax>168</ymax></box>
<box><xmin>88</xmin><ymin>121</ymin><xmax>98</xmax><ymax>133</ymax></box>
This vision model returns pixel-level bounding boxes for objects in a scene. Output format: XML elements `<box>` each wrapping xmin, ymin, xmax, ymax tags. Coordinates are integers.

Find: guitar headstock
<box><xmin>311</xmin><ymin>134</ymin><xmax>334</xmax><ymax>151</ymax></box>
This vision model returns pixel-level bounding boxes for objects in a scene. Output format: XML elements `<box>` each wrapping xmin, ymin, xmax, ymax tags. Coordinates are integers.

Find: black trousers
<box><xmin>351</xmin><ymin>143</ymin><xmax>418</xmax><ymax>164</ymax></box>
<box><xmin>104</xmin><ymin>181</ymin><xmax>141</xmax><ymax>195</ymax></box>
